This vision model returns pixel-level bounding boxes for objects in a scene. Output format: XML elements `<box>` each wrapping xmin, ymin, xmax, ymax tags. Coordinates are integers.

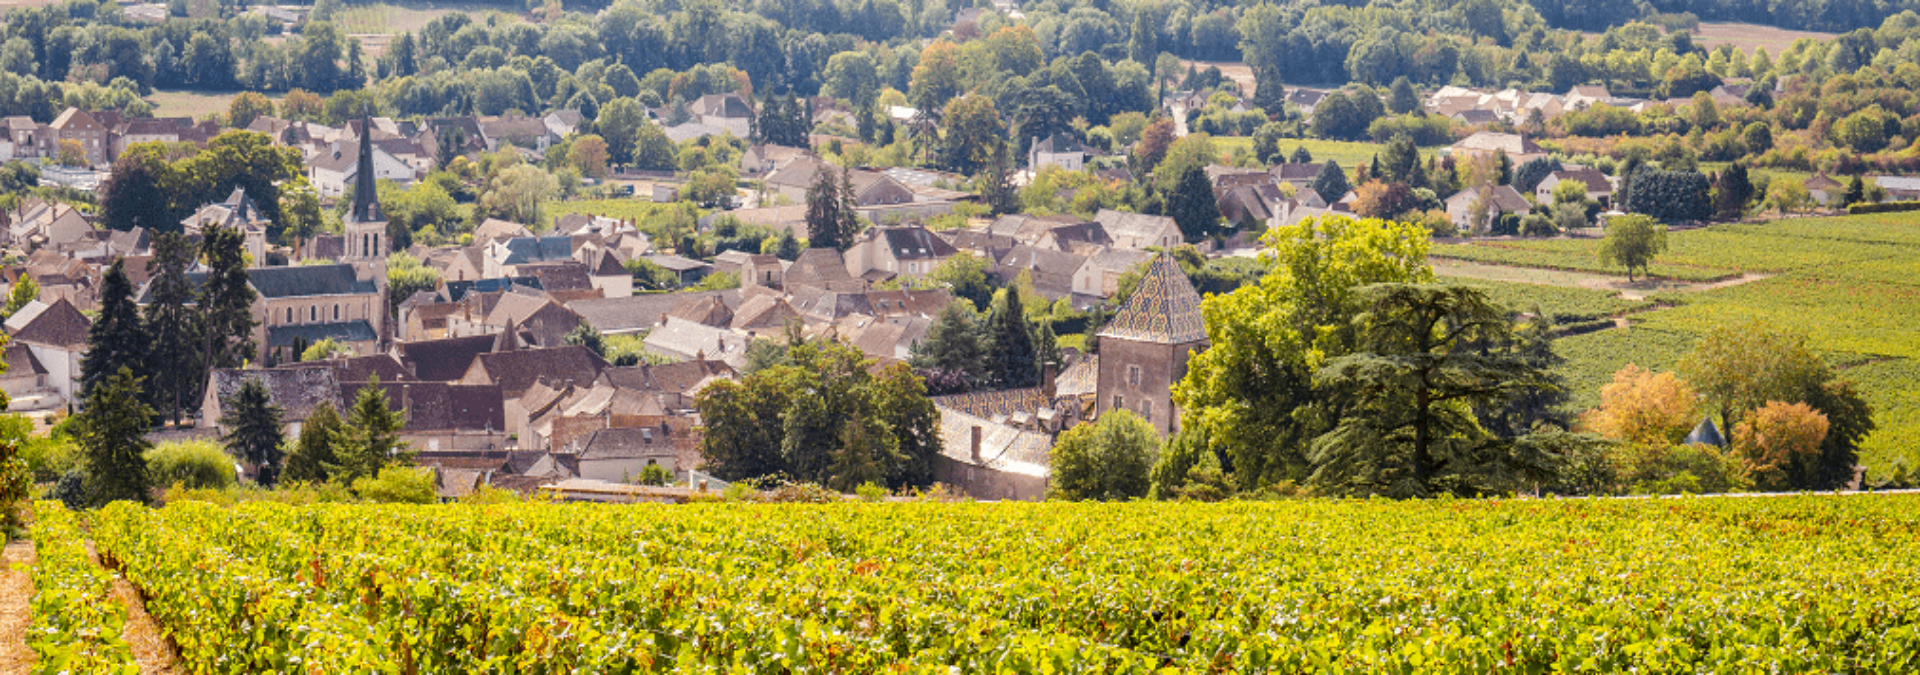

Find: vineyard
<box><xmin>17</xmin><ymin>497</ymin><xmax>1914</xmax><ymax>673</ymax></box>
<box><xmin>1434</xmin><ymin>211</ymin><xmax>1920</xmax><ymax>475</ymax></box>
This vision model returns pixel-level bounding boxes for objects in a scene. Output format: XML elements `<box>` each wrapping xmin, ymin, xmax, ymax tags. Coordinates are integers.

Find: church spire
<box><xmin>351</xmin><ymin>104</ymin><xmax>379</xmax><ymax>223</ymax></box>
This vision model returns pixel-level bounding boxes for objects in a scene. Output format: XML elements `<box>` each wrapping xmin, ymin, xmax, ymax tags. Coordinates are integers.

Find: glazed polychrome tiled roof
<box><xmin>1096</xmin><ymin>253</ymin><xmax>1206</xmax><ymax>344</ymax></box>
<box><xmin>932</xmin><ymin>387</ymin><xmax>1050</xmax><ymax>420</ymax></box>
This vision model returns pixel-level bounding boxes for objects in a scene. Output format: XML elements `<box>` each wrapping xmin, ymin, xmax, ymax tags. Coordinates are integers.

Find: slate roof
<box><xmin>729</xmin><ymin>294</ymin><xmax>799</xmax><ymax>332</ymax></box>
<box><xmin>496</xmin><ymin>236</ymin><xmax>574</xmax><ymax>265</ymax></box>
<box><xmin>473</xmin><ymin>218</ymin><xmax>534</xmax><ymax>242</ymax></box>
<box><xmin>1685</xmin><ymin>417</ymin><xmax>1727</xmax><ymax>447</ymax></box>
<box><xmin>445</xmin><ymin>277</ymin><xmax>542</xmax><ymax>302</ymax></box>
<box><xmin>1093</xmin><ymin>209</ymin><xmax>1179</xmax><ymax>247</ymax></box>
<box><xmin>267</xmin><ymin>320</ymin><xmax>378</xmax><ymax>348</ymax></box>
<box><xmin>877</xmin><ymin>226</ymin><xmax>958</xmax><ymax>261</ymax></box>
<box><xmin>1097</xmin><ymin>253</ymin><xmax>1206</xmax><ymax>344</ymax></box>
<box><xmin>598</xmin><ymin>360</ymin><xmax>735</xmax><ymax>395</ymax></box>
<box><xmin>571</xmin><ymin>427</ymin><xmax>680</xmax><ymax>461</ymax></box>
<box><xmin>365</xmin><ymin>381</ymin><xmax>505</xmax><ymax>432</ymax></box>
<box><xmin>248</xmin><ymin>264</ymin><xmax>378</xmax><ymax>298</ymax></box>
<box><xmin>784</xmin><ymin>248</ymin><xmax>859</xmax><ymax>291</ymax></box>
<box><xmin>669</xmin><ymin>295</ymin><xmax>734</xmax><ymax>327</ymax></box>
<box><xmin>9</xmin><ymin>297</ymin><xmax>89</xmax><ymax>349</ymax></box>
<box><xmin>4</xmin><ymin>343</ymin><xmax>46</xmax><ymax>377</ymax></box>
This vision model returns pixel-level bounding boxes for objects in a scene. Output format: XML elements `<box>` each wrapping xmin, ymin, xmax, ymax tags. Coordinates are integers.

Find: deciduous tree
<box><xmin>1047</xmin><ymin>409</ymin><xmax>1159</xmax><ymax>500</ymax></box>
<box><xmin>1732</xmin><ymin>401</ymin><xmax>1828</xmax><ymax>490</ymax></box>
<box><xmin>1583</xmin><ymin>364</ymin><xmax>1699</xmax><ymax>446</ymax></box>
<box><xmin>1596</xmin><ymin>214</ymin><xmax>1667</xmax><ymax>281</ymax></box>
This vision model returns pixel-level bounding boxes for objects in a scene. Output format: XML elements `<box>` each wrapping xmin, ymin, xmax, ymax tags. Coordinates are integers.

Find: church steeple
<box><xmin>351</xmin><ymin>105</ymin><xmax>379</xmax><ymax>223</ymax></box>
<box><xmin>342</xmin><ymin>104</ymin><xmax>388</xmax><ymax>263</ymax></box>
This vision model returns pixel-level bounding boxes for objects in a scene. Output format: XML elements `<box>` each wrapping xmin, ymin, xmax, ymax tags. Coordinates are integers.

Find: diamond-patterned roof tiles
<box><xmin>1096</xmin><ymin>253</ymin><xmax>1206</xmax><ymax>344</ymax></box>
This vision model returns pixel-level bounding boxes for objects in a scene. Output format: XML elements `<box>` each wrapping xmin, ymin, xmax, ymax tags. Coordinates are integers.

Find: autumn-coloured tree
<box><xmin>1733</xmin><ymin>401</ymin><xmax>1829</xmax><ymax>490</ymax></box>
<box><xmin>1353</xmin><ymin>182</ymin><xmax>1417</xmax><ymax>219</ymax></box>
<box><xmin>1134</xmin><ymin>118</ymin><xmax>1175</xmax><ymax>175</ymax></box>
<box><xmin>567</xmin><ymin>134</ymin><xmax>610</xmax><ymax>179</ymax></box>
<box><xmin>1582</xmin><ymin>364</ymin><xmax>1698</xmax><ymax>446</ymax></box>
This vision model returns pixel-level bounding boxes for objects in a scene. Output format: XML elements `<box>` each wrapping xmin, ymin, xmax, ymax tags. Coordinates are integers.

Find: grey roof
<box><xmin>267</xmin><ymin>320</ymin><xmax>378</xmax><ymax>348</ymax></box>
<box><xmin>445</xmin><ymin>277</ymin><xmax>543</xmax><ymax>302</ymax></box>
<box><xmin>398</xmin><ymin>334</ymin><xmax>501</xmax><ymax>381</ymax></box>
<box><xmin>1684</xmin><ymin>417</ymin><xmax>1727</xmax><ymax>447</ymax></box>
<box><xmin>571</xmin><ymin>427</ymin><xmax>679</xmax><ymax>461</ymax></box>
<box><xmin>497</xmin><ymin>236</ymin><xmax>574</xmax><ymax>265</ymax></box>
<box><xmin>566</xmin><ymin>291</ymin><xmax>740</xmax><ymax>334</ymax></box>
<box><xmin>248</xmin><ymin>264</ymin><xmax>378</xmax><ymax>298</ymax></box>
<box><xmin>207</xmin><ymin>367</ymin><xmax>340</xmax><ymax>423</ymax></box>
<box><xmin>9</xmin><ymin>297</ymin><xmax>89</xmax><ymax>349</ymax></box>
<box><xmin>877</xmin><ymin>226</ymin><xmax>958</xmax><ymax>261</ymax></box>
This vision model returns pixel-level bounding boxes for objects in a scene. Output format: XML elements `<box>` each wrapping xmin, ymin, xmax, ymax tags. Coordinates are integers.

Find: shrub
<box><xmin>162</xmin><ymin>482</ymin><xmax>355</xmax><ymax>506</ymax></box>
<box><xmin>635</xmin><ymin>463</ymin><xmax>673</xmax><ymax>486</ymax></box>
<box><xmin>1847</xmin><ymin>200</ymin><xmax>1920</xmax><ymax>214</ymax></box>
<box><xmin>145</xmin><ymin>441</ymin><xmax>237</xmax><ymax>490</ymax></box>
<box><xmin>21</xmin><ymin>437</ymin><xmax>79</xmax><ymax>483</ymax></box>
<box><xmin>352</xmin><ymin>467</ymin><xmax>439</xmax><ymax>504</ymax></box>
<box><xmin>459</xmin><ymin>485</ymin><xmax>524</xmax><ymax>505</ymax></box>
<box><xmin>855</xmin><ymin>482</ymin><xmax>888</xmax><ymax>502</ymax></box>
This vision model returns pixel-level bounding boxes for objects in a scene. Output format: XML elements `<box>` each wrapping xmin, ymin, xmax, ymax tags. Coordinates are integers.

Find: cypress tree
<box><xmin>145</xmin><ymin>232</ymin><xmax>204</xmax><ymax>425</ymax></box>
<box><xmin>81</xmin><ymin>259</ymin><xmax>150</xmax><ymax>400</ymax></box>
<box><xmin>1310</xmin><ymin>160</ymin><xmax>1351</xmax><ymax>199</ymax></box>
<box><xmin>76</xmin><ymin>367</ymin><xmax>153</xmax><ymax>505</ymax></box>
<box><xmin>805</xmin><ymin>168</ymin><xmax>846</xmax><ymax>250</ymax></box>
<box><xmin>284</xmin><ymin>401</ymin><xmax>342</xmax><ymax>484</ymax></box>
<box><xmin>985</xmin><ymin>289</ymin><xmax>1039</xmax><ymax>389</ymax></box>
<box><xmin>200</xmin><ymin>223</ymin><xmax>258</xmax><ymax>370</ymax></box>
<box><xmin>220</xmin><ymin>379</ymin><xmax>286</xmax><ymax>486</ymax></box>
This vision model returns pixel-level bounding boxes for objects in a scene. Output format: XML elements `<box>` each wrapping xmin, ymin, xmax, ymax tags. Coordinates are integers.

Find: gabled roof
<box><xmin>784</xmin><ymin>248</ymin><xmax>859</xmax><ymax>291</ymax></box>
<box><xmin>932</xmin><ymin>386</ymin><xmax>1052</xmax><ymax>419</ymax></box>
<box><xmin>1452</xmin><ymin>131</ymin><xmax>1542</xmax><ymax>156</ymax></box>
<box><xmin>207</xmin><ymin>366</ymin><xmax>340</xmax><ymax>423</ymax></box>
<box><xmin>567</xmin><ymin>290</ymin><xmax>739</xmax><ymax>334</ymax></box>
<box><xmin>1684</xmin><ymin>416</ymin><xmax>1726</xmax><ymax>447</ymax></box>
<box><xmin>875</xmin><ymin>226</ymin><xmax>958</xmax><ymax>261</ymax></box>
<box><xmin>495</xmin><ymin>236</ymin><xmax>574</xmax><ymax>265</ymax></box>
<box><xmin>936</xmin><ymin>407</ymin><xmax>1051</xmax><ymax>478</ymax></box>
<box><xmin>669</xmin><ymin>294</ymin><xmax>734</xmax><ymax>327</ymax></box>
<box><xmin>729</xmin><ymin>294</ymin><xmax>800</xmax><ymax>332</ymax></box>
<box><xmin>1093</xmin><ymin>209</ymin><xmax>1179</xmax><ymax>244</ymax></box>
<box><xmin>1097</xmin><ymin>254</ymin><xmax>1206</xmax><ymax>344</ymax></box>
<box><xmin>247</xmin><ymin>264</ymin><xmax>378</xmax><ymax>298</ymax></box>
<box><xmin>4</xmin><ymin>342</ymin><xmax>46</xmax><ymax>377</ymax></box>
<box><xmin>8</xmin><ymin>297</ymin><xmax>89</xmax><ymax>349</ymax></box>
<box><xmin>467</xmin><ymin>346</ymin><xmax>609</xmax><ymax>399</ymax></box>
<box><xmin>1545</xmin><ymin>167</ymin><xmax>1613</xmax><ymax>193</ymax></box>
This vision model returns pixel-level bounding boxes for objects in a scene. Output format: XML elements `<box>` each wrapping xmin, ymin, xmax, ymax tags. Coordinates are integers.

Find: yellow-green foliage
<box><xmin>86</xmin><ymin>497</ymin><xmax>1920</xmax><ymax>672</ymax></box>
<box><xmin>27</xmin><ymin>502</ymin><xmax>138</xmax><ymax>673</ymax></box>
<box><xmin>351</xmin><ymin>466</ymin><xmax>439</xmax><ymax>504</ymax></box>
<box><xmin>145</xmin><ymin>440</ymin><xmax>237</xmax><ymax>490</ymax></box>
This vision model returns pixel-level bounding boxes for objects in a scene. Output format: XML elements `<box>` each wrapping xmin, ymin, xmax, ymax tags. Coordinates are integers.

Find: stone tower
<box><xmin>1095</xmin><ymin>252</ymin><xmax>1208</xmax><ymax>436</ymax></box>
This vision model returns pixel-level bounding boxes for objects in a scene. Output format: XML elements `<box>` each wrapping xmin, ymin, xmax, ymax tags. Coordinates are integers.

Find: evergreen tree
<box><xmin>804</xmin><ymin>167</ymin><xmax>857</xmax><ymax>251</ymax></box>
<box><xmin>978</xmin><ymin>139</ymin><xmax>1020</xmax><ymax>216</ymax></box>
<box><xmin>435</xmin><ymin>126</ymin><xmax>467</xmax><ymax>170</ymax></box>
<box><xmin>144</xmin><ymin>232</ymin><xmax>204</xmax><ymax>426</ymax></box>
<box><xmin>985</xmin><ymin>289</ymin><xmax>1039</xmax><ymax>389</ymax></box>
<box><xmin>1711</xmin><ymin>163</ymin><xmax>1755</xmax><ymax>220</ymax></box>
<box><xmin>1843</xmin><ymin>174</ymin><xmax>1867</xmax><ymax>209</ymax></box>
<box><xmin>200</xmin><ymin>224</ymin><xmax>258</xmax><ymax>369</ymax></box>
<box><xmin>909</xmin><ymin>299</ymin><xmax>987</xmax><ymax>388</ymax></box>
<box><xmin>1310</xmin><ymin>160</ymin><xmax>1351</xmax><ymax>199</ymax></box>
<box><xmin>1127</xmin><ymin>9</ymin><xmax>1158</xmax><ymax>65</ymax></box>
<box><xmin>75</xmin><ymin>366</ymin><xmax>153</xmax><ymax>505</ymax></box>
<box><xmin>283</xmin><ymin>401</ymin><xmax>342</xmax><ymax>484</ymax></box>
<box><xmin>1167</xmin><ymin>164</ymin><xmax>1221</xmax><ymax>241</ymax></box>
<box><xmin>1291</xmin><ymin>145</ymin><xmax>1313</xmax><ymax>163</ymax></box>
<box><xmin>336</xmin><ymin>378</ymin><xmax>407</xmax><ymax>483</ymax></box>
<box><xmin>220</xmin><ymin>379</ymin><xmax>286</xmax><ymax>486</ymax></box>
<box><xmin>1252</xmin><ymin>67</ymin><xmax>1285</xmax><ymax>117</ymax></box>
<box><xmin>392</xmin><ymin>32</ymin><xmax>417</xmax><ymax>77</ymax></box>
<box><xmin>81</xmin><ymin>259</ymin><xmax>149</xmax><ymax>400</ymax></box>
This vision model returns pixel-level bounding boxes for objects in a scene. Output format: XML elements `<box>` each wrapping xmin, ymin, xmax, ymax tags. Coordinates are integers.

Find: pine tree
<box><xmin>283</xmin><ymin>401</ymin><xmax>342</xmax><ymax>484</ymax></box>
<box><xmin>76</xmin><ymin>367</ymin><xmax>153</xmax><ymax>505</ymax></box>
<box><xmin>220</xmin><ymin>379</ymin><xmax>286</xmax><ymax>486</ymax></box>
<box><xmin>81</xmin><ymin>259</ymin><xmax>150</xmax><ymax>401</ymax></box>
<box><xmin>985</xmin><ymin>289</ymin><xmax>1039</xmax><ymax>389</ymax></box>
<box><xmin>336</xmin><ymin>378</ymin><xmax>407</xmax><ymax>483</ymax></box>
<box><xmin>1167</xmin><ymin>164</ymin><xmax>1220</xmax><ymax>242</ymax></box>
<box><xmin>144</xmin><ymin>232</ymin><xmax>204</xmax><ymax>426</ymax></box>
<box><xmin>1843</xmin><ymin>174</ymin><xmax>1866</xmax><ymax>209</ymax></box>
<box><xmin>909</xmin><ymin>299</ymin><xmax>987</xmax><ymax>385</ymax></box>
<box><xmin>200</xmin><ymin>224</ymin><xmax>258</xmax><ymax>370</ymax></box>
<box><xmin>979</xmin><ymin>140</ymin><xmax>1020</xmax><ymax>216</ymax></box>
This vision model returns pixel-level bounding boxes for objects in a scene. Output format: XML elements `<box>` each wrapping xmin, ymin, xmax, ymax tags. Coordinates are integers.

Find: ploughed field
<box><xmin>28</xmin><ymin>496</ymin><xmax>1920</xmax><ymax>672</ymax></box>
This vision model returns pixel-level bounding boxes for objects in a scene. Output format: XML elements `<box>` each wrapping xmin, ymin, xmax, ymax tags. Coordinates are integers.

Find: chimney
<box><xmin>400</xmin><ymin>384</ymin><xmax>410</xmax><ymax>412</ymax></box>
<box><xmin>660</xmin><ymin>312</ymin><xmax>669</xmax><ymax>326</ymax></box>
<box><xmin>970</xmin><ymin>425</ymin><xmax>982</xmax><ymax>463</ymax></box>
<box><xmin>1042</xmin><ymin>363</ymin><xmax>1056</xmax><ymax>399</ymax></box>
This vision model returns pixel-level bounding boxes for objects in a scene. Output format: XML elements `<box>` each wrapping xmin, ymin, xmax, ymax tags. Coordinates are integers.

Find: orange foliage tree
<box><xmin>1733</xmin><ymin>401</ymin><xmax>1830</xmax><ymax>489</ymax></box>
<box><xmin>1582</xmin><ymin>364</ymin><xmax>1699</xmax><ymax>446</ymax></box>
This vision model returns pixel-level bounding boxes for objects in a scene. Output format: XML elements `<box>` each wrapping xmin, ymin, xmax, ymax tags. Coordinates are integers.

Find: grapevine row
<box><xmin>26</xmin><ymin>501</ymin><xmax>139</xmax><ymax>675</ymax></box>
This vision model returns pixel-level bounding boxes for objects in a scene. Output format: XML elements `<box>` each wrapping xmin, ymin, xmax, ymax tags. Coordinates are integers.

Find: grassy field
<box><xmin>1441</xmin><ymin>275</ymin><xmax>1653</xmax><ymax>325</ymax></box>
<box><xmin>1451</xmin><ymin>212</ymin><xmax>1920</xmax><ymax>475</ymax></box>
<box><xmin>1211</xmin><ymin>137</ymin><xmax>1416</xmax><ymax>170</ymax></box>
<box><xmin>147</xmin><ymin>90</ymin><xmax>250</xmax><ymax>121</ymax></box>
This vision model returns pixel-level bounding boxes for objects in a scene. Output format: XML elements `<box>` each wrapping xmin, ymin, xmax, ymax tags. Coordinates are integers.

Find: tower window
<box><xmin>1111</xmin><ymin>394</ymin><xmax>1123</xmax><ymax>411</ymax></box>
<box><xmin>1126</xmin><ymin>365</ymin><xmax>1141</xmax><ymax>387</ymax></box>
<box><xmin>309</xmin><ymin>306</ymin><xmax>316</xmax><ymax>322</ymax></box>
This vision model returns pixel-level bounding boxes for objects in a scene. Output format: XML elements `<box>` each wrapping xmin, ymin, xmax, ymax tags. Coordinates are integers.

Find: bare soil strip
<box><xmin>111</xmin><ymin>578</ymin><xmax>184</xmax><ymax>675</ymax></box>
<box><xmin>0</xmin><ymin>540</ymin><xmax>35</xmax><ymax>675</ymax></box>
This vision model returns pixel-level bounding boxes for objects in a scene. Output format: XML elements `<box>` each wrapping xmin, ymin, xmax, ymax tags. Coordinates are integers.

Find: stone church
<box><xmin>1094</xmin><ymin>253</ymin><xmax>1207</xmax><ymax>436</ymax></box>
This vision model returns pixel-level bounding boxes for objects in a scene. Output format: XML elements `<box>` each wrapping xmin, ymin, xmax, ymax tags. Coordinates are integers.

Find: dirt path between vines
<box><xmin>84</xmin><ymin>543</ymin><xmax>183</xmax><ymax>675</ymax></box>
<box><xmin>0</xmin><ymin>540</ymin><xmax>34</xmax><ymax>675</ymax></box>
